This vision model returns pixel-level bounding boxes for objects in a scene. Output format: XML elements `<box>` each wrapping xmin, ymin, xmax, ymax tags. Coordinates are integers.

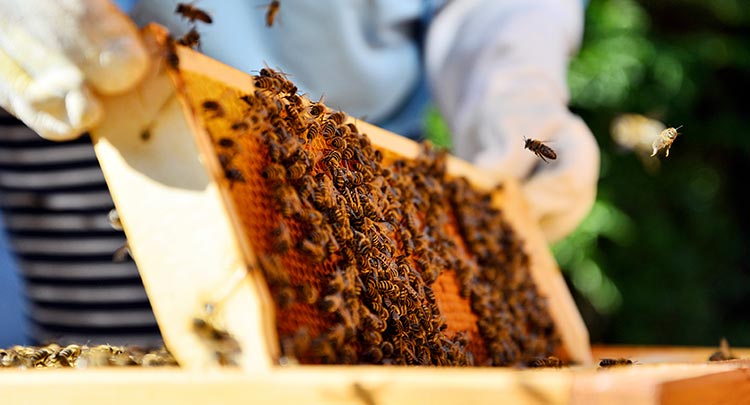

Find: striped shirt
<box><xmin>0</xmin><ymin>108</ymin><xmax>162</xmax><ymax>347</ymax></box>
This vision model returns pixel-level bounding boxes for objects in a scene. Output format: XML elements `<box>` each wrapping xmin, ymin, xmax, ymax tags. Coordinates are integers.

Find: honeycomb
<box><xmin>179</xmin><ymin>67</ymin><xmax>560</xmax><ymax>366</ymax></box>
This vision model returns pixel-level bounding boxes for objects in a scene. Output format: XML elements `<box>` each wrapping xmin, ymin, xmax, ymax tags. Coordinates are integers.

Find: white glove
<box><xmin>427</xmin><ymin>0</ymin><xmax>599</xmax><ymax>243</ymax></box>
<box><xmin>0</xmin><ymin>0</ymin><xmax>148</xmax><ymax>140</ymax></box>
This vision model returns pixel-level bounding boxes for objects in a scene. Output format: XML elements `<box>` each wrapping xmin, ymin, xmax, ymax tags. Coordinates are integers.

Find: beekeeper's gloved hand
<box><xmin>427</xmin><ymin>0</ymin><xmax>599</xmax><ymax>243</ymax></box>
<box><xmin>0</xmin><ymin>0</ymin><xmax>147</xmax><ymax>140</ymax></box>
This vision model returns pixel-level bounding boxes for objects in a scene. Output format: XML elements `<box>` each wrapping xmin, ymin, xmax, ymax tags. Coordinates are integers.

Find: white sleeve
<box><xmin>426</xmin><ymin>0</ymin><xmax>584</xmax><ymax>169</ymax></box>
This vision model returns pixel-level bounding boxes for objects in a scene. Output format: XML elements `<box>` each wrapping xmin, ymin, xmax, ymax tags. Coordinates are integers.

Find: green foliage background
<box><xmin>427</xmin><ymin>0</ymin><xmax>750</xmax><ymax>346</ymax></box>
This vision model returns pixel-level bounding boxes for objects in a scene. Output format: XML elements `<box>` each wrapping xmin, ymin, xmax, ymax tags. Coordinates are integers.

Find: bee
<box><xmin>708</xmin><ymin>337</ymin><xmax>736</xmax><ymax>361</ymax></box>
<box><xmin>165</xmin><ymin>36</ymin><xmax>180</xmax><ymax>69</ymax></box>
<box><xmin>651</xmin><ymin>125</ymin><xmax>683</xmax><ymax>157</ymax></box>
<box><xmin>112</xmin><ymin>242</ymin><xmax>132</xmax><ymax>262</ymax></box>
<box><xmin>217</xmin><ymin>137</ymin><xmax>235</xmax><ymax>148</ymax></box>
<box><xmin>298</xmin><ymin>283</ymin><xmax>319</xmax><ymax>305</ymax></box>
<box><xmin>365</xmin><ymin>346</ymin><xmax>384</xmax><ymax>363</ymax></box>
<box><xmin>239</xmin><ymin>94</ymin><xmax>256</xmax><ymax>107</ymax></box>
<box><xmin>329</xmin><ymin>135</ymin><xmax>347</xmax><ymax>152</ymax></box>
<box><xmin>599</xmin><ymin>358</ymin><xmax>634</xmax><ymax>367</ymax></box>
<box><xmin>229</xmin><ymin>121</ymin><xmax>249</xmax><ymax>131</ymax></box>
<box><xmin>305</xmin><ymin>123</ymin><xmax>320</xmax><ymax>141</ymax></box>
<box><xmin>192</xmin><ymin>317</ymin><xmax>242</xmax><ymax>366</ymax></box>
<box><xmin>141</xmin><ymin>351</ymin><xmax>178</xmax><ymax>367</ymax></box>
<box><xmin>526</xmin><ymin>356</ymin><xmax>563</xmax><ymax>368</ymax></box>
<box><xmin>287</xmin><ymin>161</ymin><xmax>307</xmax><ymax>180</ymax></box>
<box><xmin>380</xmin><ymin>341</ymin><xmax>395</xmax><ymax>357</ymax></box>
<box><xmin>176</xmin><ymin>3</ymin><xmax>213</xmax><ymax>24</ymax></box>
<box><xmin>30</xmin><ymin>348</ymin><xmax>55</xmax><ymax>367</ymax></box>
<box><xmin>57</xmin><ymin>344</ymin><xmax>82</xmax><ymax>367</ymax></box>
<box><xmin>271</xmin><ymin>224</ymin><xmax>292</xmax><ymax>253</ymax></box>
<box><xmin>202</xmin><ymin>100</ymin><xmax>224</xmax><ymax>118</ymax></box>
<box><xmin>320</xmin><ymin>120</ymin><xmax>336</xmax><ymax>139</ymax></box>
<box><xmin>523</xmin><ymin>137</ymin><xmax>557</xmax><ymax>163</ymax></box>
<box><xmin>300</xmin><ymin>239</ymin><xmax>326</xmax><ymax>263</ymax></box>
<box><xmin>265</xmin><ymin>1</ymin><xmax>281</xmax><ymax>27</ymax></box>
<box><xmin>0</xmin><ymin>349</ymin><xmax>21</xmax><ymax>367</ymax></box>
<box><xmin>255</xmin><ymin>76</ymin><xmax>280</xmax><ymax>91</ymax></box>
<box><xmin>140</xmin><ymin>129</ymin><xmax>151</xmax><ymax>141</ymax></box>
<box><xmin>224</xmin><ymin>168</ymin><xmax>246</xmax><ymax>187</ymax></box>
<box><xmin>309</xmin><ymin>102</ymin><xmax>325</xmax><ymax>117</ymax></box>
<box><xmin>324</xmin><ymin>150</ymin><xmax>342</xmax><ymax>167</ymax></box>
<box><xmin>262</xmin><ymin>163</ymin><xmax>285</xmax><ymax>181</ymax></box>
<box><xmin>321</xmin><ymin>293</ymin><xmax>344</xmax><ymax>313</ymax></box>
<box><xmin>177</xmin><ymin>27</ymin><xmax>201</xmax><ymax>49</ymax></box>
<box><xmin>329</xmin><ymin>111</ymin><xmax>346</xmax><ymax>125</ymax></box>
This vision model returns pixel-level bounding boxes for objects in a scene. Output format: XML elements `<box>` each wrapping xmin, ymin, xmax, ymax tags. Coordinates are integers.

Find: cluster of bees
<box><xmin>194</xmin><ymin>66</ymin><xmax>560</xmax><ymax>366</ymax></box>
<box><xmin>0</xmin><ymin>344</ymin><xmax>176</xmax><ymax>369</ymax></box>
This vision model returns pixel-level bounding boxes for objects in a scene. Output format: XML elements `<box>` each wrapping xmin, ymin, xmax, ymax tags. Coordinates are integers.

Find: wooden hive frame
<box><xmin>89</xmin><ymin>24</ymin><xmax>591</xmax><ymax>370</ymax></box>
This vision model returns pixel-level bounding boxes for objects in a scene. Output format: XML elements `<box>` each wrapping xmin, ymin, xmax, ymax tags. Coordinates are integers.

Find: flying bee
<box><xmin>523</xmin><ymin>137</ymin><xmax>557</xmax><ymax>163</ymax></box>
<box><xmin>177</xmin><ymin>27</ymin><xmax>201</xmax><ymax>49</ymax></box>
<box><xmin>651</xmin><ymin>125</ymin><xmax>683</xmax><ymax>157</ymax></box>
<box><xmin>598</xmin><ymin>358</ymin><xmax>634</xmax><ymax>368</ymax></box>
<box><xmin>176</xmin><ymin>3</ymin><xmax>213</xmax><ymax>24</ymax></box>
<box><xmin>202</xmin><ymin>100</ymin><xmax>224</xmax><ymax>118</ymax></box>
<box><xmin>265</xmin><ymin>1</ymin><xmax>281</xmax><ymax>27</ymax></box>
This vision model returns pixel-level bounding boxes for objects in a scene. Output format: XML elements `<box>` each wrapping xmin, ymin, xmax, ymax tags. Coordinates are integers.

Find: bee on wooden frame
<box><xmin>177</xmin><ymin>27</ymin><xmax>201</xmax><ymax>49</ymax></box>
<box><xmin>202</xmin><ymin>100</ymin><xmax>224</xmax><ymax>118</ymax></box>
<box><xmin>526</xmin><ymin>356</ymin><xmax>563</xmax><ymax>368</ymax></box>
<box><xmin>598</xmin><ymin>358</ymin><xmax>634</xmax><ymax>368</ymax></box>
<box><xmin>523</xmin><ymin>137</ymin><xmax>557</xmax><ymax>163</ymax></box>
<box><xmin>651</xmin><ymin>125</ymin><xmax>683</xmax><ymax>157</ymax></box>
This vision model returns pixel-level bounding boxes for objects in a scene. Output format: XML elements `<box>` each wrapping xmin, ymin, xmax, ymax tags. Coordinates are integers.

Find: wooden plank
<box><xmin>659</xmin><ymin>366</ymin><xmax>750</xmax><ymax>405</ymax></box>
<box><xmin>1</xmin><ymin>356</ymin><xmax>747</xmax><ymax>405</ymax></box>
<box><xmin>570</xmin><ymin>363</ymin><xmax>747</xmax><ymax>405</ymax></box>
<box><xmin>91</xmin><ymin>26</ymin><xmax>275</xmax><ymax>371</ymax></box>
<box><xmin>0</xmin><ymin>367</ymin><xmax>572</xmax><ymax>405</ymax></box>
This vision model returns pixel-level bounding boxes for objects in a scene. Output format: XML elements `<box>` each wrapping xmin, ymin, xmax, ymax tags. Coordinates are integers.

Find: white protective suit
<box><xmin>0</xmin><ymin>0</ymin><xmax>599</xmax><ymax>242</ymax></box>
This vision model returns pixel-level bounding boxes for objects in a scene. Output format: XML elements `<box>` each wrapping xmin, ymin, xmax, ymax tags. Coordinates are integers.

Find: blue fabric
<box><xmin>114</xmin><ymin>0</ymin><xmax>138</xmax><ymax>12</ymax></box>
<box><xmin>0</xmin><ymin>210</ymin><xmax>28</xmax><ymax>346</ymax></box>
